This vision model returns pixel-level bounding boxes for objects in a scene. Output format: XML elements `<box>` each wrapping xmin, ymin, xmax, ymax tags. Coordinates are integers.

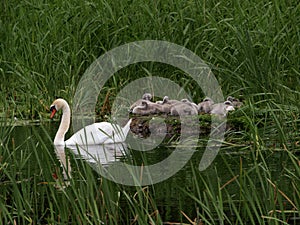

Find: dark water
<box><xmin>7</xmin><ymin>122</ymin><xmax>299</xmax><ymax>224</ymax></box>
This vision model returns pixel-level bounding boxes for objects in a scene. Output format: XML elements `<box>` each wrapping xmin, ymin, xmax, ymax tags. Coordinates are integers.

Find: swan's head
<box><xmin>50</xmin><ymin>98</ymin><xmax>68</xmax><ymax>119</ymax></box>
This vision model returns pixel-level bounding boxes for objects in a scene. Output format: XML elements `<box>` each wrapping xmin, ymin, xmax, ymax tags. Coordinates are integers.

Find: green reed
<box><xmin>1</xmin><ymin>0</ymin><xmax>299</xmax><ymax>118</ymax></box>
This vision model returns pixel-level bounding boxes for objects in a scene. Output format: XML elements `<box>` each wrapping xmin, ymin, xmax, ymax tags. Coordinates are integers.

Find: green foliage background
<box><xmin>1</xmin><ymin>0</ymin><xmax>299</xmax><ymax>118</ymax></box>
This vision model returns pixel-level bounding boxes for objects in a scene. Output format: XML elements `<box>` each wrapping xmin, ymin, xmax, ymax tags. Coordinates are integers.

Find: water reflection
<box><xmin>54</xmin><ymin>145</ymin><xmax>72</xmax><ymax>188</ymax></box>
<box><xmin>54</xmin><ymin>145</ymin><xmax>72</xmax><ymax>181</ymax></box>
<box><xmin>8</xmin><ymin>124</ymin><xmax>300</xmax><ymax>223</ymax></box>
<box><xmin>54</xmin><ymin>143</ymin><xmax>128</xmax><ymax>182</ymax></box>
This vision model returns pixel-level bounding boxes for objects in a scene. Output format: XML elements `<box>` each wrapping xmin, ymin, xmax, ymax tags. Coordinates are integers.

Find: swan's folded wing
<box><xmin>95</xmin><ymin>122</ymin><xmax>126</xmax><ymax>144</ymax></box>
<box><xmin>65</xmin><ymin>122</ymin><xmax>128</xmax><ymax>146</ymax></box>
<box><xmin>65</xmin><ymin>123</ymin><xmax>110</xmax><ymax>145</ymax></box>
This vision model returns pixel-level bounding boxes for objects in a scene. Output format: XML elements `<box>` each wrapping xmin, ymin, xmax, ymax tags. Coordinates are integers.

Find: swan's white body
<box><xmin>65</xmin><ymin>122</ymin><xmax>130</xmax><ymax>145</ymax></box>
<box><xmin>50</xmin><ymin>98</ymin><xmax>131</xmax><ymax>146</ymax></box>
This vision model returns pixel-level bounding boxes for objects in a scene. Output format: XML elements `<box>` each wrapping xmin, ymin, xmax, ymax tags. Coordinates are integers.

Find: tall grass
<box><xmin>1</xmin><ymin>0</ymin><xmax>299</xmax><ymax>118</ymax></box>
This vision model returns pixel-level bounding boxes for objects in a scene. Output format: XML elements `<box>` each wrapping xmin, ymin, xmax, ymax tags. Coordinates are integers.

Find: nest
<box><xmin>129</xmin><ymin>114</ymin><xmax>213</xmax><ymax>138</ymax></box>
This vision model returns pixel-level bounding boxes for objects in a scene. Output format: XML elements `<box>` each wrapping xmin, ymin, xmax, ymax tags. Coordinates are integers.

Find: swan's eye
<box><xmin>50</xmin><ymin>105</ymin><xmax>56</xmax><ymax>112</ymax></box>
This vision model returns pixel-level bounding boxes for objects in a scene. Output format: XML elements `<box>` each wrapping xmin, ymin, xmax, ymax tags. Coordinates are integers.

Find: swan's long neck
<box><xmin>54</xmin><ymin>103</ymin><xmax>71</xmax><ymax>145</ymax></box>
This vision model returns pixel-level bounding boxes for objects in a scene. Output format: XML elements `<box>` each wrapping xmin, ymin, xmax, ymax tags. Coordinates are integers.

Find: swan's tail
<box><xmin>110</xmin><ymin>119</ymin><xmax>132</xmax><ymax>143</ymax></box>
<box><xmin>122</xmin><ymin>118</ymin><xmax>132</xmax><ymax>138</ymax></box>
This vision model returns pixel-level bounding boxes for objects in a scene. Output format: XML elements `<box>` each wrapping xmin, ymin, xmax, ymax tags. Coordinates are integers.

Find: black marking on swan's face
<box><xmin>50</xmin><ymin>105</ymin><xmax>57</xmax><ymax>112</ymax></box>
<box><xmin>50</xmin><ymin>104</ymin><xmax>58</xmax><ymax>119</ymax></box>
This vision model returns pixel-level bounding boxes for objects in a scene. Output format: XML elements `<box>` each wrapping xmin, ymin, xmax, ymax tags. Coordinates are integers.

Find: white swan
<box><xmin>50</xmin><ymin>98</ymin><xmax>132</xmax><ymax>146</ymax></box>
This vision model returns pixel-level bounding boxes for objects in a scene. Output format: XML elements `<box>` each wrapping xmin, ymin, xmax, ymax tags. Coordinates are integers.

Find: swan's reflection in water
<box><xmin>54</xmin><ymin>143</ymin><xmax>127</xmax><ymax>187</ymax></box>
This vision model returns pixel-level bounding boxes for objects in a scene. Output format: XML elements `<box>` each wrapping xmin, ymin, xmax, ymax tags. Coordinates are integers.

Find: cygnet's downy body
<box><xmin>132</xmin><ymin>101</ymin><xmax>163</xmax><ymax>115</ymax></box>
<box><xmin>210</xmin><ymin>100</ymin><xmax>235</xmax><ymax>117</ymax></box>
<box><xmin>170</xmin><ymin>102</ymin><xmax>198</xmax><ymax>116</ymax></box>
<box><xmin>198</xmin><ymin>97</ymin><xmax>214</xmax><ymax>114</ymax></box>
<box><xmin>129</xmin><ymin>93</ymin><xmax>153</xmax><ymax>112</ymax></box>
<box><xmin>180</xmin><ymin>99</ymin><xmax>199</xmax><ymax>112</ymax></box>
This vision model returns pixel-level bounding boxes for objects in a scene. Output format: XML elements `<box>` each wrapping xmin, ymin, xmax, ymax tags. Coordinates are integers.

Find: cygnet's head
<box><xmin>203</xmin><ymin>97</ymin><xmax>214</xmax><ymax>104</ymax></box>
<box><xmin>142</xmin><ymin>93</ymin><xmax>152</xmax><ymax>101</ymax></box>
<box><xmin>226</xmin><ymin>96</ymin><xmax>235</xmax><ymax>102</ymax></box>
<box><xmin>180</xmin><ymin>98</ymin><xmax>190</xmax><ymax>103</ymax></box>
<box><xmin>162</xmin><ymin>96</ymin><xmax>170</xmax><ymax>104</ymax></box>
<box><xmin>224</xmin><ymin>100</ymin><xmax>235</xmax><ymax>111</ymax></box>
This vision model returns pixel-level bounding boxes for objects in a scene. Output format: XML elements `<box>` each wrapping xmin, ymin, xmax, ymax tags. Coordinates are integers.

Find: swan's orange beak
<box><xmin>50</xmin><ymin>106</ymin><xmax>57</xmax><ymax>119</ymax></box>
